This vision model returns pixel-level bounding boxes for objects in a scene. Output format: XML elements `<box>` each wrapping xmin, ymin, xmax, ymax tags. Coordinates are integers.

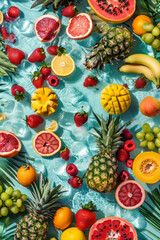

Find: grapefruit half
<box><xmin>33</xmin><ymin>131</ymin><xmax>61</xmax><ymax>157</ymax></box>
<box><xmin>34</xmin><ymin>14</ymin><xmax>61</xmax><ymax>42</ymax></box>
<box><xmin>0</xmin><ymin>131</ymin><xmax>21</xmax><ymax>158</ymax></box>
<box><xmin>66</xmin><ymin>13</ymin><xmax>93</xmax><ymax>40</ymax></box>
<box><xmin>115</xmin><ymin>180</ymin><xmax>145</xmax><ymax>210</ymax></box>
<box><xmin>89</xmin><ymin>216</ymin><xmax>138</xmax><ymax>240</ymax></box>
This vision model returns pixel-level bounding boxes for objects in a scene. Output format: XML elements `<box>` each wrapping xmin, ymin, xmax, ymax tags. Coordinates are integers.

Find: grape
<box><xmin>152</xmin><ymin>26</ymin><xmax>160</xmax><ymax>36</ymax></box>
<box><xmin>5</xmin><ymin>187</ymin><xmax>13</xmax><ymax>196</ymax></box>
<box><xmin>10</xmin><ymin>205</ymin><xmax>19</xmax><ymax>214</ymax></box>
<box><xmin>19</xmin><ymin>204</ymin><xmax>26</xmax><ymax>213</ymax></box>
<box><xmin>1</xmin><ymin>207</ymin><xmax>8</xmax><ymax>216</ymax></box>
<box><xmin>157</xmin><ymin>22</ymin><xmax>160</xmax><ymax>29</ymax></box>
<box><xmin>1</xmin><ymin>192</ymin><xmax>9</xmax><ymax>201</ymax></box>
<box><xmin>158</xmin><ymin>148</ymin><xmax>160</xmax><ymax>154</ymax></box>
<box><xmin>143</xmin><ymin>33</ymin><xmax>155</xmax><ymax>45</ymax></box>
<box><xmin>140</xmin><ymin>140</ymin><xmax>148</xmax><ymax>147</ymax></box>
<box><xmin>143</xmin><ymin>22</ymin><xmax>154</xmax><ymax>32</ymax></box>
<box><xmin>153</xmin><ymin>127</ymin><xmax>160</xmax><ymax>135</ymax></box>
<box><xmin>5</xmin><ymin>199</ymin><xmax>13</xmax><ymax>207</ymax></box>
<box><xmin>0</xmin><ymin>186</ymin><xmax>2</xmax><ymax>194</ymax></box>
<box><xmin>152</xmin><ymin>39</ymin><xmax>160</xmax><ymax>49</ymax></box>
<box><xmin>16</xmin><ymin>199</ymin><xmax>22</xmax><ymax>208</ymax></box>
<box><xmin>0</xmin><ymin>199</ymin><xmax>2</xmax><ymax>207</ymax></box>
<box><xmin>155</xmin><ymin>138</ymin><xmax>160</xmax><ymax>147</ymax></box>
<box><xmin>157</xmin><ymin>132</ymin><xmax>160</xmax><ymax>138</ymax></box>
<box><xmin>21</xmin><ymin>194</ymin><xmax>28</xmax><ymax>202</ymax></box>
<box><xmin>142</xmin><ymin>123</ymin><xmax>151</xmax><ymax>133</ymax></box>
<box><xmin>147</xmin><ymin>141</ymin><xmax>156</xmax><ymax>150</ymax></box>
<box><xmin>145</xmin><ymin>133</ymin><xmax>154</xmax><ymax>141</ymax></box>
<box><xmin>12</xmin><ymin>190</ymin><xmax>21</xmax><ymax>199</ymax></box>
<box><xmin>136</xmin><ymin>132</ymin><xmax>145</xmax><ymax>140</ymax></box>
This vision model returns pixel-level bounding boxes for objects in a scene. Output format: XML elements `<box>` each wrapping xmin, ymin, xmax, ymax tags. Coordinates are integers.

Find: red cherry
<box><xmin>119</xmin><ymin>171</ymin><xmax>130</xmax><ymax>182</ymax></box>
<box><xmin>126</xmin><ymin>159</ymin><xmax>134</xmax><ymax>168</ymax></box>
<box><xmin>68</xmin><ymin>176</ymin><xmax>83</xmax><ymax>188</ymax></box>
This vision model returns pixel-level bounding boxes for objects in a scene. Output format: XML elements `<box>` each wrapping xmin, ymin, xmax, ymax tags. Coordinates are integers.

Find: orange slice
<box><xmin>46</xmin><ymin>120</ymin><xmax>58</xmax><ymax>132</ymax></box>
<box><xmin>0</xmin><ymin>113</ymin><xmax>7</xmax><ymax>121</ymax></box>
<box><xmin>0</xmin><ymin>11</ymin><xmax>3</xmax><ymax>25</ymax></box>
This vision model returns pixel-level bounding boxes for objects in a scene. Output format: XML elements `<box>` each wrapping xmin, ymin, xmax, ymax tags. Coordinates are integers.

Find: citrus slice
<box><xmin>33</xmin><ymin>131</ymin><xmax>61</xmax><ymax>157</ymax></box>
<box><xmin>115</xmin><ymin>180</ymin><xmax>145</xmax><ymax>210</ymax></box>
<box><xmin>66</xmin><ymin>13</ymin><xmax>93</xmax><ymax>40</ymax></box>
<box><xmin>34</xmin><ymin>14</ymin><xmax>61</xmax><ymax>42</ymax></box>
<box><xmin>0</xmin><ymin>113</ymin><xmax>7</xmax><ymax>121</ymax></box>
<box><xmin>0</xmin><ymin>131</ymin><xmax>22</xmax><ymax>158</ymax></box>
<box><xmin>46</xmin><ymin>120</ymin><xmax>58</xmax><ymax>132</ymax></box>
<box><xmin>51</xmin><ymin>54</ymin><xmax>75</xmax><ymax>77</ymax></box>
<box><xmin>0</xmin><ymin>11</ymin><xmax>3</xmax><ymax>25</ymax></box>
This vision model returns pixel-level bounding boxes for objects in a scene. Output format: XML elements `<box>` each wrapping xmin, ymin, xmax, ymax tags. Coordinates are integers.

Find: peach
<box><xmin>140</xmin><ymin>96</ymin><xmax>160</xmax><ymax>117</ymax></box>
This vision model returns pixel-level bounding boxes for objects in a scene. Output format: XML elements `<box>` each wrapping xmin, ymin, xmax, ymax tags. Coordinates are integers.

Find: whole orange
<box><xmin>132</xmin><ymin>15</ymin><xmax>153</xmax><ymax>36</ymax></box>
<box><xmin>53</xmin><ymin>207</ymin><xmax>73</xmax><ymax>230</ymax></box>
<box><xmin>17</xmin><ymin>165</ymin><xmax>37</xmax><ymax>187</ymax></box>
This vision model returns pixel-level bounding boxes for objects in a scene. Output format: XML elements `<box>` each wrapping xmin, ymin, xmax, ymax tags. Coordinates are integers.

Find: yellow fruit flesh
<box><xmin>100</xmin><ymin>84</ymin><xmax>131</xmax><ymax>115</ymax></box>
<box><xmin>0</xmin><ymin>113</ymin><xmax>7</xmax><ymax>121</ymax></box>
<box><xmin>0</xmin><ymin>11</ymin><xmax>3</xmax><ymax>24</ymax></box>
<box><xmin>61</xmin><ymin>227</ymin><xmax>86</xmax><ymax>240</ymax></box>
<box><xmin>46</xmin><ymin>120</ymin><xmax>58</xmax><ymax>131</ymax></box>
<box><xmin>31</xmin><ymin>88</ymin><xmax>58</xmax><ymax>117</ymax></box>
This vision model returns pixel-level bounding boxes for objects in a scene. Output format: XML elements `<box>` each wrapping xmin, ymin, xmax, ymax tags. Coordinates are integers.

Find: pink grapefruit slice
<box><xmin>32</xmin><ymin>130</ymin><xmax>61</xmax><ymax>157</ymax></box>
<box><xmin>115</xmin><ymin>180</ymin><xmax>145</xmax><ymax>210</ymax></box>
<box><xmin>0</xmin><ymin>131</ymin><xmax>21</xmax><ymax>158</ymax></box>
<box><xmin>89</xmin><ymin>216</ymin><xmax>138</xmax><ymax>240</ymax></box>
<box><xmin>66</xmin><ymin>13</ymin><xmax>93</xmax><ymax>40</ymax></box>
<box><xmin>34</xmin><ymin>14</ymin><xmax>61</xmax><ymax>42</ymax></box>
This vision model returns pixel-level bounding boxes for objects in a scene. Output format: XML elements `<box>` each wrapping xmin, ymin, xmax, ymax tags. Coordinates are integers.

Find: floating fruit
<box><xmin>89</xmin><ymin>217</ymin><xmax>138</xmax><ymax>240</ymax></box>
<box><xmin>66</xmin><ymin>13</ymin><xmax>93</xmax><ymax>40</ymax></box>
<box><xmin>87</xmin><ymin>0</ymin><xmax>135</xmax><ymax>23</ymax></box>
<box><xmin>0</xmin><ymin>113</ymin><xmax>7</xmax><ymax>122</ymax></box>
<box><xmin>140</xmin><ymin>96</ymin><xmax>160</xmax><ymax>117</ymax></box>
<box><xmin>17</xmin><ymin>165</ymin><xmax>37</xmax><ymax>187</ymax></box>
<box><xmin>46</xmin><ymin>120</ymin><xmax>58</xmax><ymax>132</ymax></box>
<box><xmin>34</xmin><ymin>14</ymin><xmax>61</xmax><ymax>42</ymax></box>
<box><xmin>115</xmin><ymin>180</ymin><xmax>145</xmax><ymax>210</ymax></box>
<box><xmin>60</xmin><ymin>147</ymin><xmax>70</xmax><ymax>161</ymax></box>
<box><xmin>32</xmin><ymin>130</ymin><xmax>61</xmax><ymax>157</ymax></box>
<box><xmin>0</xmin><ymin>11</ymin><xmax>3</xmax><ymax>24</ymax></box>
<box><xmin>0</xmin><ymin>131</ymin><xmax>21</xmax><ymax>158</ymax></box>
<box><xmin>53</xmin><ymin>207</ymin><xmax>73</xmax><ymax>230</ymax></box>
<box><xmin>100</xmin><ymin>84</ymin><xmax>131</xmax><ymax>115</ymax></box>
<box><xmin>133</xmin><ymin>152</ymin><xmax>160</xmax><ymax>184</ymax></box>
<box><xmin>61</xmin><ymin>227</ymin><xmax>86</xmax><ymax>240</ymax></box>
<box><xmin>132</xmin><ymin>15</ymin><xmax>153</xmax><ymax>36</ymax></box>
<box><xmin>31</xmin><ymin>87</ymin><xmax>58</xmax><ymax>117</ymax></box>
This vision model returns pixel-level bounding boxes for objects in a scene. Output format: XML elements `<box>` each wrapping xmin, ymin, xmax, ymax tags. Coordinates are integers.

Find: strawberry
<box><xmin>47</xmin><ymin>45</ymin><xmax>66</xmax><ymax>56</ymax></box>
<box><xmin>62</xmin><ymin>6</ymin><xmax>78</xmax><ymax>18</ymax></box>
<box><xmin>124</xmin><ymin>140</ymin><xmax>136</xmax><ymax>152</ymax></box>
<box><xmin>116</xmin><ymin>148</ymin><xmax>130</xmax><ymax>162</ymax></box>
<box><xmin>11</xmin><ymin>84</ymin><xmax>25</xmax><ymax>101</ymax></box>
<box><xmin>76</xmin><ymin>201</ymin><xmax>97</xmax><ymax>230</ymax></box>
<box><xmin>8</xmin><ymin>33</ymin><xmax>16</xmax><ymax>43</ymax></box>
<box><xmin>28</xmin><ymin>47</ymin><xmax>46</xmax><ymax>63</ymax></box>
<box><xmin>74</xmin><ymin>107</ymin><xmax>88</xmax><ymax>127</ymax></box>
<box><xmin>48</xmin><ymin>75</ymin><xmax>59</xmax><ymax>87</ymax></box>
<box><xmin>60</xmin><ymin>147</ymin><xmax>70</xmax><ymax>161</ymax></box>
<box><xmin>32</xmin><ymin>71</ymin><xmax>44</xmax><ymax>89</ymax></box>
<box><xmin>68</xmin><ymin>176</ymin><xmax>83</xmax><ymax>189</ymax></box>
<box><xmin>122</xmin><ymin>129</ymin><xmax>133</xmax><ymax>140</ymax></box>
<box><xmin>39</xmin><ymin>62</ymin><xmax>51</xmax><ymax>79</ymax></box>
<box><xmin>6</xmin><ymin>46</ymin><xmax>25</xmax><ymax>65</ymax></box>
<box><xmin>126</xmin><ymin>159</ymin><xmax>134</xmax><ymax>168</ymax></box>
<box><xmin>119</xmin><ymin>171</ymin><xmax>130</xmax><ymax>182</ymax></box>
<box><xmin>26</xmin><ymin>114</ymin><xmax>44</xmax><ymax>129</ymax></box>
<box><xmin>135</xmin><ymin>76</ymin><xmax>147</xmax><ymax>89</ymax></box>
<box><xmin>66</xmin><ymin>164</ymin><xmax>78</xmax><ymax>176</ymax></box>
<box><xmin>7</xmin><ymin>6</ymin><xmax>20</xmax><ymax>19</ymax></box>
<box><xmin>1</xmin><ymin>27</ymin><xmax>9</xmax><ymax>40</ymax></box>
<box><xmin>83</xmin><ymin>75</ymin><xmax>98</xmax><ymax>87</ymax></box>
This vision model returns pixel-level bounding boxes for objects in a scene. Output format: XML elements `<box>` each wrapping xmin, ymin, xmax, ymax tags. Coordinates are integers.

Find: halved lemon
<box><xmin>0</xmin><ymin>11</ymin><xmax>3</xmax><ymax>25</ymax></box>
<box><xmin>46</xmin><ymin>120</ymin><xmax>58</xmax><ymax>132</ymax></box>
<box><xmin>51</xmin><ymin>54</ymin><xmax>75</xmax><ymax>77</ymax></box>
<box><xmin>0</xmin><ymin>113</ymin><xmax>7</xmax><ymax>121</ymax></box>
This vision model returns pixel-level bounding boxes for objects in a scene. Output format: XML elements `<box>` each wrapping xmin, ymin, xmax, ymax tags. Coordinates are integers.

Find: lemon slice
<box><xmin>0</xmin><ymin>11</ymin><xmax>3</xmax><ymax>25</ymax></box>
<box><xmin>51</xmin><ymin>54</ymin><xmax>75</xmax><ymax>77</ymax></box>
<box><xmin>0</xmin><ymin>113</ymin><xmax>7</xmax><ymax>121</ymax></box>
<box><xmin>46</xmin><ymin>120</ymin><xmax>58</xmax><ymax>132</ymax></box>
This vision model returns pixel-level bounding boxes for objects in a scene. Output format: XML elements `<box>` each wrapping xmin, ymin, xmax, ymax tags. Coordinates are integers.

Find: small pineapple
<box><xmin>85</xmin><ymin>22</ymin><xmax>133</xmax><ymax>71</ymax></box>
<box><xmin>31</xmin><ymin>0</ymin><xmax>77</xmax><ymax>11</ymax></box>
<box><xmin>85</xmin><ymin>112</ymin><xmax>133</xmax><ymax>193</ymax></box>
<box><xmin>14</xmin><ymin>173</ymin><xmax>65</xmax><ymax>240</ymax></box>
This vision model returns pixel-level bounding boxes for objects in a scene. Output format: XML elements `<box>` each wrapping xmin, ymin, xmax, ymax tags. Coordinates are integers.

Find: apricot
<box><xmin>140</xmin><ymin>96</ymin><xmax>160</xmax><ymax>117</ymax></box>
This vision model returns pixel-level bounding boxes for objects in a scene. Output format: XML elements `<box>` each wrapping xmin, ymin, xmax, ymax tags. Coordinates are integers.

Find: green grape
<box><xmin>157</xmin><ymin>22</ymin><xmax>160</xmax><ymax>29</ymax></box>
<box><xmin>152</xmin><ymin>26</ymin><xmax>160</xmax><ymax>36</ymax></box>
<box><xmin>145</xmin><ymin>133</ymin><xmax>154</xmax><ymax>141</ymax></box>
<box><xmin>147</xmin><ymin>141</ymin><xmax>156</xmax><ymax>150</ymax></box>
<box><xmin>1</xmin><ymin>192</ymin><xmax>9</xmax><ymax>201</ymax></box>
<box><xmin>21</xmin><ymin>194</ymin><xmax>28</xmax><ymax>202</ymax></box>
<box><xmin>0</xmin><ymin>213</ymin><xmax>2</xmax><ymax>218</ymax></box>
<box><xmin>1</xmin><ymin>207</ymin><xmax>8</xmax><ymax>217</ymax></box>
<box><xmin>16</xmin><ymin>199</ymin><xmax>22</xmax><ymax>208</ymax></box>
<box><xmin>136</xmin><ymin>132</ymin><xmax>145</xmax><ymax>140</ymax></box>
<box><xmin>143</xmin><ymin>22</ymin><xmax>154</xmax><ymax>32</ymax></box>
<box><xmin>19</xmin><ymin>204</ymin><xmax>26</xmax><ymax>213</ymax></box>
<box><xmin>10</xmin><ymin>205</ymin><xmax>19</xmax><ymax>214</ymax></box>
<box><xmin>0</xmin><ymin>199</ymin><xmax>2</xmax><ymax>207</ymax></box>
<box><xmin>142</xmin><ymin>33</ymin><xmax>148</xmax><ymax>41</ymax></box>
<box><xmin>158</xmin><ymin>148</ymin><xmax>160</xmax><ymax>154</ymax></box>
<box><xmin>153</xmin><ymin>127</ymin><xmax>160</xmax><ymax>135</ymax></box>
<box><xmin>140</xmin><ymin>140</ymin><xmax>148</xmax><ymax>147</ymax></box>
<box><xmin>157</xmin><ymin>132</ymin><xmax>160</xmax><ymax>138</ymax></box>
<box><xmin>143</xmin><ymin>33</ymin><xmax>155</xmax><ymax>45</ymax></box>
<box><xmin>155</xmin><ymin>138</ymin><xmax>160</xmax><ymax>147</ymax></box>
<box><xmin>0</xmin><ymin>186</ymin><xmax>2</xmax><ymax>194</ymax></box>
<box><xmin>142</xmin><ymin>123</ymin><xmax>151</xmax><ymax>133</ymax></box>
<box><xmin>5</xmin><ymin>187</ymin><xmax>13</xmax><ymax>196</ymax></box>
<box><xmin>12</xmin><ymin>190</ymin><xmax>21</xmax><ymax>199</ymax></box>
<box><xmin>152</xmin><ymin>39</ymin><xmax>160</xmax><ymax>49</ymax></box>
<box><xmin>50</xmin><ymin>238</ymin><xmax>57</xmax><ymax>240</ymax></box>
<box><xmin>5</xmin><ymin>199</ymin><xmax>13</xmax><ymax>207</ymax></box>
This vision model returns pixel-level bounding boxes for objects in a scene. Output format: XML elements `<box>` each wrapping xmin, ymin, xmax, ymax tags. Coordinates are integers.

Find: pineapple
<box><xmin>31</xmin><ymin>0</ymin><xmax>77</xmax><ymax>11</ymax></box>
<box><xmin>85</xmin><ymin>22</ymin><xmax>133</xmax><ymax>71</ymax></box>
<box><xmin>85</xmin><ymin>112</ymin><xmax>133</xmax><ymax>193</ymax></box>
<box><xmin>14</xmin><ymin>173</ymin><xmax>65</xmax><ymax>240</ymax></box>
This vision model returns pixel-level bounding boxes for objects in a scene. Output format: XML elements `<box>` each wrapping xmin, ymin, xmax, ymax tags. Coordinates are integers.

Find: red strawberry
<box><xmin>7</xmin><ymin>6</ymin><xmax>20</xmax><ymax>19</ymax></box>
<box><xmin>28</xmin><ymin>47</ymin><xmax>46</xmax><ymax>63</ymax></box>
<box><xmin>8</xmin><ymin>33</ymin><xmax>16</xmax><ymax>43</ymax></box>
<box><xmin>60</xmin><ymin>147</ymin><xmax>70</xmax><ymax>161</ymax></box>
<box><xmin>135</xmin><ymin>76</ymin><xmax>147</xmax><ymax>89</ymax></box>
<box><xmin>11</xmin><ymin>84</ymin><xmax>25</xmax><ymax>101</ymax></box>
<box><xmin>76</xmin><ymin>201</ymin><xmax>97</xmax><ymax>230</ymax></box>
<box><xmin>83</xmin><ymin>75</ymin><xmax>98</xmax><ymax>87</ymax></box>
<box><xmin>62</xmin><ymin>6</ymin><xmax>78</xmax><ymax>18</ymax></box>
<box><xmin>48</xmin><ymin>75</ymin><xmax>59</xmax><ymax>87</ymax></box>
<box><xmin>68</xmin><ymin>176</ymin><xmax>83</xmax><ymax>189</ymax></box>
<box><xmin>74</xmin><ymin>107</ymin><xmax>88</xmax><ymax>127</ymax></box>
<box><xmin>66</xmin><ymin>164</ymin><xmax>78</xmax><ymax>176</ymax></box>
<box><xmin>124</xmin><ymin>140</ymin><xmax>136</xmax><ymax>152</ymax></box>
<box><xmin>32</xmin><ymin>71</ymin><xmax>44</xmax><ymax>89</ymax></box>
<box><xmin>122</xmin><ymin>129</ymin><xmax>133</xmax><ymax>140</ymax></box>
<box><xmin>119</xmin><ymin>171</ymin><xmax>130</xmax><ymax>182</ymax></box>
<box><xmin>39</xmin><ymin>62</ymin><xmax>51</xmax><ymax>79</ymax></box>
<box><xmin>6</xmin><ymin>46</ymin><xmax>25</xmax><ymax>65</ymax></box>
<box><xmin>126</xmin><ymin>159</ymin><xmax>134</xmax><ymax>168</ymax></box>
<box><xmin>1</xmin><ymin>27</ymin><xmax>9</xmax><ymax>40</ymax></box>
<box><xmin>47</xmin><ymin>45</ymin><xmax>66</xmax><ymax>56</ymax></box>
<box><xmin>26</xmin><ymin>114</ymin><xmax>44</xmax><ymax>129</ymax></box>
<box><xmin>116</xmin><ymin>148</ymin><xmax>130</xmax><ymax>162</ymax></box>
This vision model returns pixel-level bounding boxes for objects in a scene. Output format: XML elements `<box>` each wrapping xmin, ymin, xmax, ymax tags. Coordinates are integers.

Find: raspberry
<box><xmin>124</xmin><ymin>140</ymin><xmax>136</xmax><ymax>152</ymax></box>
<box><xmin>48</xmin><ymin>75</ymin><xmax>59</xmax><ymax>87</ymax></box>
<box><xmin>126</xmin><ymin>159</ymin><xmax>134</xmax><ymax>168</ymax></box>
<box><xmin>116</xmin><ymin>148</ymin><xmax>130</xmax><ymax>162</ymax></box>
<box><xmin>9</xmin><ymin>33</ymin><xmax>16</xmax><ymax>43</ymax></box>
<box><xmin>122</xmin><ymin>129</ymin><xmax>133</xmax><ymax>140</ymax></box>
<box><xmin>119</xmin><ymin>171</ymin><xmax>130</xmax><ymax>182</ymax></box>
<box><xmin>66</xmin><ymin>164</ymin><xmax>78</xmax><ymax>176</ymax></box>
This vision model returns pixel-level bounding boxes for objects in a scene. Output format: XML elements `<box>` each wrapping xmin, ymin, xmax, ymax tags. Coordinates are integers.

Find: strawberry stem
<box><xmin>60</xmin><ymin>146</ymin><xmax>68</xmax><ymax>153</ymax></box>
<box><xmin>81</xmin><ymin>201</ymin><xmax>96</xmax><ymax>211</ymax></box>
<box><xmin>57</xmin><ymin>46</ymin><xmax>66</xmax><ymax>56</ymax></box>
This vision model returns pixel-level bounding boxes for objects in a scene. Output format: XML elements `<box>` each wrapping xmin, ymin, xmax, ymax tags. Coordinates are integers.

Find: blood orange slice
<box><xmin>89</xmin><ymin>217</ymin><xmax>138</xmax><ymax>240</ymax></box>
<box><xmin>115</xmin><ymin>180</ymin><xmax>145</xmax><ymax>210</ymax></box>
<box><xmin>33</xmin><ymin>131</ymin><xmax>61</xmax><ymax>157</ymax></box>
<box><xmin>66</xmin><ymin>13</ymin><xmax>93</xmax><ymax>40</ymax></box>
<box><xmin>34</xmin><ymin>14</ymin><xmax>61</xmax><ymax>42</ymax></box>
<box><xmin>0</xmin><ymin>131</ymin><xmax>21</xmax><ymax>158</ymax></box>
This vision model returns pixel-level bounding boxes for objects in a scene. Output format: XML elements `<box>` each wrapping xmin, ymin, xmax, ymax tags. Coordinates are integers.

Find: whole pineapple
<box><xmin>31</xmin><ymin>0</ymin><xmax>77</xmax><ymax>11</ymax></box>
<box><xmin>14</xmin><ymin>173</ymin><xmax>65</xmax><ymax>240</ymax></box>
<box><xmin>85</xmin><ymin>112</ymin><xmax>133</xmax><ymax>193</ymax></box>
<box><xmin>85</xmin><ymin>22</ymin><xmax>133</xmax><ymax>71</ymax></box>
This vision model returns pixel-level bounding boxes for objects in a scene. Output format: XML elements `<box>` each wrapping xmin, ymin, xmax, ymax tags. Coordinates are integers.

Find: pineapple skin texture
<box><xmin>86</xmin><ymin>153</ymin><xmax>118</xmax><ymax>193</ymax></box>
<box><xmin>14</xmin><ymin>213</ymin><xmax>48</xmax><ymax>240</ymax></box>
<box><xmin>101</xmin><ymin>84</ymin><xmax>131</xmax><ymax>115</ymax></box>
<box><xmin>31</xmin><ymin>87</ymin><xmax>58</xmax><ymax>117</ymax></box>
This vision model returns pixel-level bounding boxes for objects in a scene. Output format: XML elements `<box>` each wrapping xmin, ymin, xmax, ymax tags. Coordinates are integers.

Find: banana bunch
<box><xmin>119</xmin><ymin>54</ymin><xmax>160</xmax><ymax>89</ymax></box>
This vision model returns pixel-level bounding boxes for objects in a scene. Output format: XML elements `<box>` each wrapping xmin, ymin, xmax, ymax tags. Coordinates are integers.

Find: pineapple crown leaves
<box><xmin>57</xmin><ymin>46</ymin><xmax>66</xmax><ymax>56</ymax></box>
<box><xmin>81</xmin><ymin>201</ymin><xmax>96</xmax><ymax>211</ymax></box>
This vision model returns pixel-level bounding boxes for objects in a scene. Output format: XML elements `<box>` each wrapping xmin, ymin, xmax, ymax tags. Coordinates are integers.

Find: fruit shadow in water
<box><xmin>122</xmin><ymin>92</ymin><xmax>139</xmax><ymax>120</ymax></box>
<box><xmin>63</xmin><ymin>66</ymin><xmax>84</xmax><ymax>83</ymax></box>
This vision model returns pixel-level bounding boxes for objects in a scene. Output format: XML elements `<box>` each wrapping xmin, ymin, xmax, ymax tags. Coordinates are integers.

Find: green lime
<box><xmin>1</xmin><ymin>207</ymin><xmax>8</xmax><ymax>216</ymax></box>
<box><xmin>140</xmin><ymin>140</ymin><xmax>148</xmax><ymax>147</ymax></box>
<box><xmin>1</xmin><ymin>192</ymin><xmax>9</xmax><ymax>201</ymax></box>
<box><xmin>5</xmin><ymin>199</ymin><xmax>13</xmax><ymax>207</ymax></box>
<box><xmin>145</xmin><ymin>133</ymin><xmax>154</xmax><ymax>141</ymax></box>
<box><xmin>152</xmin><ymin>26</ymin><xmax>160</xmax><ymax>36</ymax></box>
<box><xmin>143</xmin><ymin>22</ymin><xmax>154</xmax><ymax>32</ymax></box>
<box><xmin>155</xmin><ymin>138</ymin><xmax>160</xmax><ymax>147</ymax></box>
<box><xmin>152</xmin><ymin>39</ymin><xmax>160</xmax><ymax>49</ymax></box>
<box><xmin>153</xmin><ymin>127</ymin><xmax>160</xmax><ymax>135</ymax></box>
<box><xmin>5</xmin><ymin>187</ymin><xmax>13</xmax><ymax>196</ymax></box>
<box><xmin>136</xmin><ymin>132</ymin><xmax>145</xmax><ymax>140</ymax></box>
<box><xmin>147</xmin><ymin>141</ymin><xmax>156</xmax><ymax>150</ymax></box>
<box><xmin>142</xmin><ymin>123</ymin><xmax>151</xmax><ymax>133</ymax></box>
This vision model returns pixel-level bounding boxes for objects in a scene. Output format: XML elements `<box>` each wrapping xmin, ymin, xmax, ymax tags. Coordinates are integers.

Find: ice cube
<box><xmin>0</xmin><ymin>100</ymin><xmax>15</xmax><ymax>114</ymax></box>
